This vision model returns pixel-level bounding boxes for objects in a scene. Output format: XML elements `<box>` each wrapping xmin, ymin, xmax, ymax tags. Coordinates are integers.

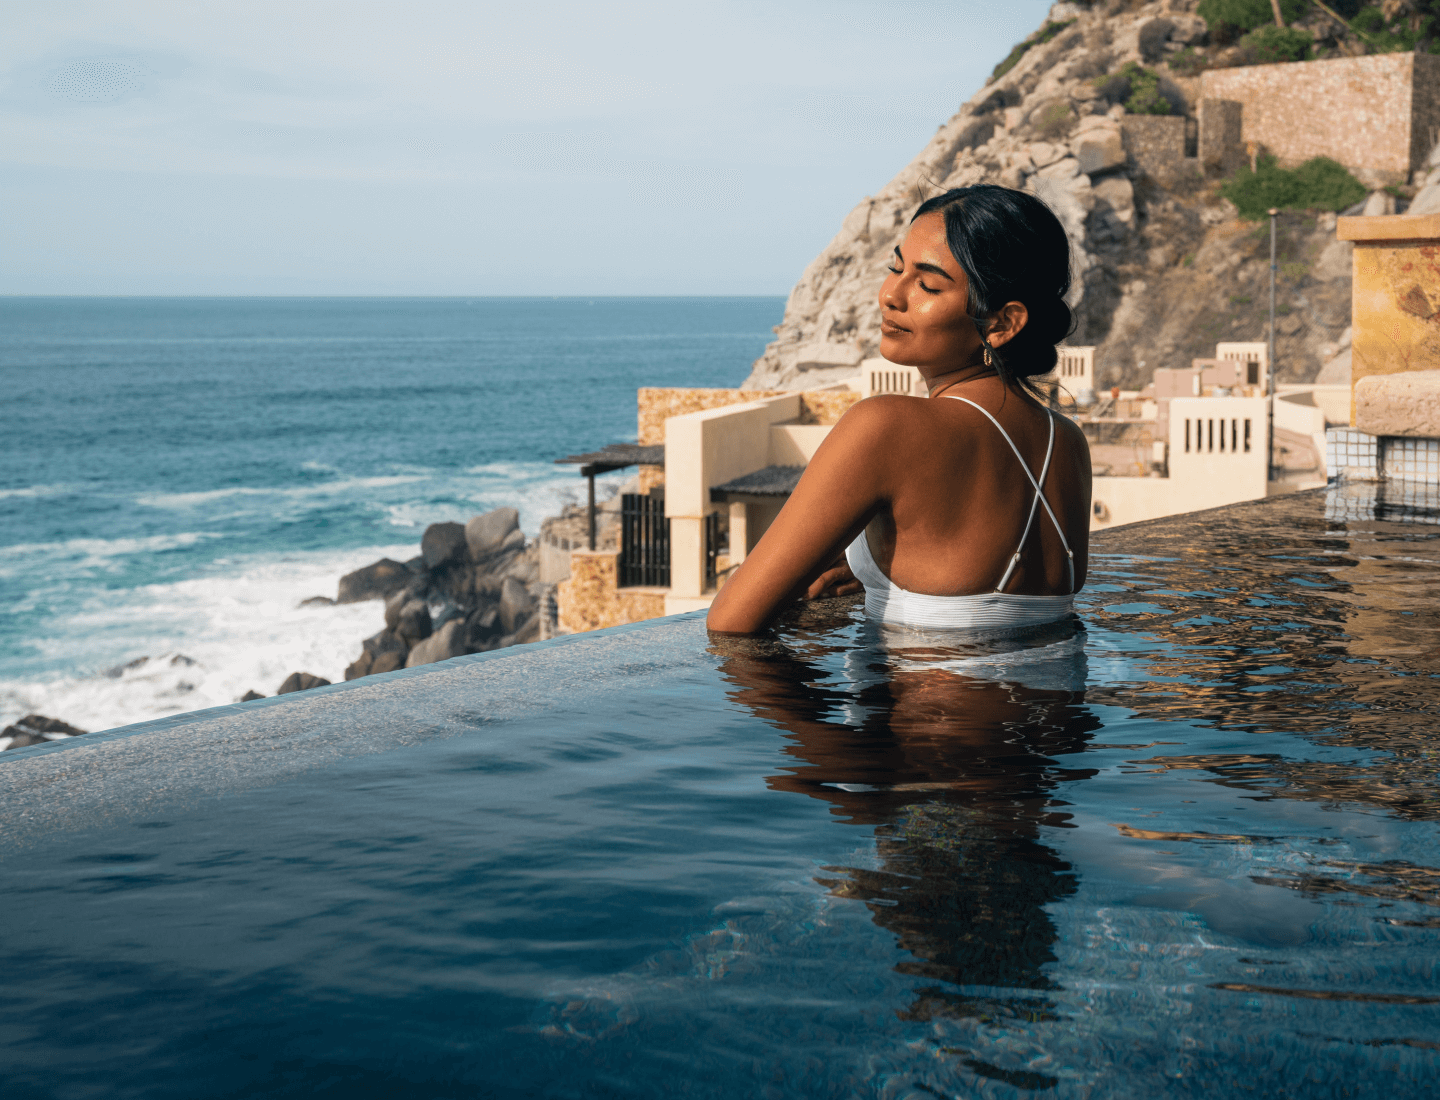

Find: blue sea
<box><xmin>1</xmin><ymin>296</ymin><xmax>782</xmax><ymax>731</ymax></box>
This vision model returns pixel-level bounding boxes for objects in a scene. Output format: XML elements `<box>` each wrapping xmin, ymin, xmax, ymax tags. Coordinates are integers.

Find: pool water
<box><xmin>2</xmin><ymin>486</ymin><xmax>1438</xmax><ymax>1098</ymax></box>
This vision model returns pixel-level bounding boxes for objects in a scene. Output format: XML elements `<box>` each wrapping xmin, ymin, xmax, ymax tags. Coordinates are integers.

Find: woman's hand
<box><xmin>806</xmin><ymin>558</ymin><xmax>861</xmax><ymax>600</ymax></box>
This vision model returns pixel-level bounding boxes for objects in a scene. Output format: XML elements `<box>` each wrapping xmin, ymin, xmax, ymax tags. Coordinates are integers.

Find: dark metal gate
<box><xmin>619</xmin><ymin>493</ymin><xmax>670</xmax><ymax>587</ymax></box>
<box><xmin>704</xmin><ymin>511</ymin><xmax>723</xmax><ymax>592</ymax></box>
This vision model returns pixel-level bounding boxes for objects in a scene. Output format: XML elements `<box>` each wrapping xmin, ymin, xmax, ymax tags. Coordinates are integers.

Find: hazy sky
<box><xmin>2</xmin><ymin>1</ymin><xmax>1052</xmax><ymax>295</ymax></box>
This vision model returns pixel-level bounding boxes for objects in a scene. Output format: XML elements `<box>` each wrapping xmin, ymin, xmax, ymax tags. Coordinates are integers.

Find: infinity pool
<box><xmin>3</xmin><ymin>486</ymin><xmax>1438</xmax><ymax>1098</ymax></box>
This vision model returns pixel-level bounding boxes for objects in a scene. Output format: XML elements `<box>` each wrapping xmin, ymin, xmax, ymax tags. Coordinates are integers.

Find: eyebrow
<box><xmin>893</xmin><ymin>245</ymin><xmax>955</xmax><ymax>281</ymax></box>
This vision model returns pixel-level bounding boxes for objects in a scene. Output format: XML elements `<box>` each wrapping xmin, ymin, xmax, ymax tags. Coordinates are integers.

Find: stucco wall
<box><xmin>1200</xmin><ymin>54</ymin><xmax>1439</xmax><ymax>184</ymax></box>
<box><xmin>1338</xmin><ymin>213</ymin><xmax>1440</xmax><ymax>423</ymax></box>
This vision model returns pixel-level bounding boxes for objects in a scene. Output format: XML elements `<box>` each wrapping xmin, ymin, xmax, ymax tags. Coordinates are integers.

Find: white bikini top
<box><xmin>843</xmin><ymin>395</ymin><xmax>1077</xmax><ymax>630</ymax></box>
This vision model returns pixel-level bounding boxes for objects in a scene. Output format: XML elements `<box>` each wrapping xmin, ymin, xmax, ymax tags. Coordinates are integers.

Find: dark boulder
<box><xmin>464</xmin><ymin>605</ymin><xmax>502</xmax><ymax>650</ymax></box>
<box><xmin>337</xmin><ymin>559</ymin><xmax>411</xmax><ymax>603</ymax></box>
<box><xmin>404</xmin><ymin>619</ymin><xmax>466</xmax><ymax>668</ymax></box>
<box><xmin>240</xmin><ymin>690</ymin><xmax>265</xmax><ymax>702</ymax></box>
<box><xmin>276</xmin><ymin>671</ymin><xmax>331</xmax><ymax>695</ymax></box>
<box><xmin>395</xmin><ymin>600</ymin><xmax>432</xmax><ymax>645</ymax></box>
<box><xmin>465</xmin><ymin>507</ymin><xmax>520</xmax><ymax>558</ymax></box>
<box><xmin>421</xmin><ymin>522</ymin><xmax>467</xmax><ymax>569</ymax></box>
<box><xmin>3</xmin><ymin>732</ymin><xmax>48</xmax><ymax>750</ymax></box>
<box><xmin>2</xmin><ymin>714</ymin><xmax>88</xmax><ymax>743</ymax></box>
<box><xmin>299</xmin><ymin>595</ymin><xmax>335</xmax><ymax>607</ymax></box>
<box><xmin>345</xmin><ymin>629</ymin><xmax>409</xmax><ymax>681</ymax></box>
<box><xmin>105</xmin><ymin>656</ymin><xmax>150</xmax><ymax>679</ymax></box>
<box><xmin>499</xmin><ymin>576</ymin><xmax>536</xmax><ymax>634</ymax></box>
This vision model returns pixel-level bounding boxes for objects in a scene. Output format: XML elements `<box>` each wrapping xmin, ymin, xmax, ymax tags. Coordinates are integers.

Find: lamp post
<box><xmin>1268</xmin><ymin>207</ymin><xmax>1278</xmax><ymax>482</ymax></box>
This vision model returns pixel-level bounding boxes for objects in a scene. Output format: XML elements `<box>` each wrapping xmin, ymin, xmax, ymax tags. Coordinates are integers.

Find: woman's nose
<box><xmin>879</xmin><ymin>275</ymin><xmax>904</xmax><ymax>311</ymax></box>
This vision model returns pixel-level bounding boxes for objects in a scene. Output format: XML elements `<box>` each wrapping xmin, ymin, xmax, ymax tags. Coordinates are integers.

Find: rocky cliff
<box><xmin>742</xmin><ymin>0</ymin><xmax>1406</xmax><ymax>392</ymax></box>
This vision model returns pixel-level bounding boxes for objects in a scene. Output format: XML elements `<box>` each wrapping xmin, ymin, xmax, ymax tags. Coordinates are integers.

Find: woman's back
<box><xmin>856</xmin><ymin>378</ymin><xmax>1090</xmax><ymax>599</ymax></box>
<box><xmin>707</xmin><ymin>184</ymin><xmax>1091</xmax><ymax>636</ymax></box>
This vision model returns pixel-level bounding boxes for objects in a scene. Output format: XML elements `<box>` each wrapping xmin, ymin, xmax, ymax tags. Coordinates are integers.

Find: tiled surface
<box><xmin>1326</xmin><ymin>428</ymin><xmax>1379</xmax><ymax>480</ymax></box>
<box><xmin>1326</xmin><ymin>479</ymin><xmax>1440</xmax><ymax>525</ymax></box>
<box><xmin>1382</xmin><ymin>435</ymin><xmax>1440</xmax><ymax>482</ymax></box>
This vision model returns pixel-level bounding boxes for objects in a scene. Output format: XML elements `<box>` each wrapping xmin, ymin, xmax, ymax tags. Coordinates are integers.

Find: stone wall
<box><xmin>1120</xmin><ymin>115</ymin><xmax>1192</xmax><ymax>184</ymax></box>
<box><xmin>1199</xmin><ymin>54</ymin><xmax>1440</xmax><ymax>186</ymax></box>
<box><xmin>797</xmin><ymin>389</ymin><xmax>861</xmax><ymax>424</ymax></box>
<box><xmin>637</xmin><ymin>387</ymin><xmax>787</xmax><ymax>446</ymax></box>
<box><xmin>1197</xmin><ymin>97</ymin><xmax>1243</xmax><ymax>176</ymax></box>
<box><xmin>637</xmin><ymin>386</ymin><xmax>860</xmax><ymax>446</ymax></box>
<box><xmin>555</xmin><ymin>550</ymin><xmax>666</xmax><ymax>634</ymax></box>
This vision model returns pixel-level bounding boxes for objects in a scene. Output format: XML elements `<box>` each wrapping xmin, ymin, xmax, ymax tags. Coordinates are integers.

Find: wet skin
<box><xmin>707</xmin><ymin>213</ymin><xmax>1092</xmax><ymax>634</ymax></box>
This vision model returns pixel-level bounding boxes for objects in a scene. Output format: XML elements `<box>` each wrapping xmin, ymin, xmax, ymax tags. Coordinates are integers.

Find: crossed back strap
<box><xmin>944</xmin><ymin>396</ymin><xmax>1076</xmax><ymax>594</ymax></box>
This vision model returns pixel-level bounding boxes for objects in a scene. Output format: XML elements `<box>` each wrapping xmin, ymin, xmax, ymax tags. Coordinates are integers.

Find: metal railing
<box><xmin>619</xmin><ymin>493</ymin><xmax>670</xmax><ymax>587</ymax></box>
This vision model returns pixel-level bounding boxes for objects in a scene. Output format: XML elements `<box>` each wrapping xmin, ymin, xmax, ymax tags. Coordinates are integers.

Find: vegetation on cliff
<box><xmin>1220</xmin><ymin>154</ymin><xmax>1368</xmax><ymax>219</ymax></box>
<box><xmin>742</xmin><ymin>0</ymin><xmax>1381</xmax><ymax>396</ymax></box>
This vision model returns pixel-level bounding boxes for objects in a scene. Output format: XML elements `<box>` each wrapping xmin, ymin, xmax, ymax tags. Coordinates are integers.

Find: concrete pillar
<box><xmin>727</xmin><ymin>502</ymin><xmax>748</xmax><ymax>565</ymax></box>
<box><xmin>1337</xmin><ymin>212</ymin><xmax>1440</xmax><ymax>426</ymax></box>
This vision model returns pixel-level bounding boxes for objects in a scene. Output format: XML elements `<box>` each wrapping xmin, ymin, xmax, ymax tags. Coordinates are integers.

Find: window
<box><xmin>1244</xmin><ymin>419</ymin><xmax>1252</xmax><ymax>452</ymax></box>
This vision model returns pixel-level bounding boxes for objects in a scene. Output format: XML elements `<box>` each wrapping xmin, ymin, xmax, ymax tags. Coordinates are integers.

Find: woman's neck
<box><xmin>924</xmin><ymin>362</ymin><xmax>998</xmax><ymax>400</ymax></box>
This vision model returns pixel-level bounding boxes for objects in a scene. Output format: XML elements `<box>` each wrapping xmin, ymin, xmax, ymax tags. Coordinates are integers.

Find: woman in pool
<box><xmin>707</xmin><ymin>185</ymin><xmax>1091</xmax><ymax>635</ymax></box>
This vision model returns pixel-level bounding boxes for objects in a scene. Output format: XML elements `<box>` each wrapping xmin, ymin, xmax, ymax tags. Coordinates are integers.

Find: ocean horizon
<box><xmin>1</xmin><ymin>295</ymin><xmax>784</xmax><ymax>732</ymax></box>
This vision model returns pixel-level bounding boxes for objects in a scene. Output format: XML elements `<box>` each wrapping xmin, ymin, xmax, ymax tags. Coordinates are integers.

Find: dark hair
<box><xmin>911</xmin><ymin>185</ymin><xmax>1074</xmax><ymax>396</ymax></box>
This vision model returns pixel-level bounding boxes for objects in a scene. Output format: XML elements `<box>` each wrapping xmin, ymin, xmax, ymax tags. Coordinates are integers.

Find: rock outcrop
<box><xmin>1</xmin><ymin>714</ymin><xmax>87</xmax><ymax>752</ymax></box>
<box><xmin>277</xmin><ymin>672</ymin><xmax>331</xmax><ymax>695</ymax></box>
<box><xmin>342</xmin><ymin>506</ymin><xmax>548</xmax><ymax>680</ymax></box>
<box><xmin>741</xmin><ymin>0</ymin><xmax>1365</xmax><ymax>393</ymax></box>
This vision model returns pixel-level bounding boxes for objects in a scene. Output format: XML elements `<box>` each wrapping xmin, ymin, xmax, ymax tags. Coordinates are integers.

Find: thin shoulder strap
<box><xmin>944</xmin><ymin>396</ymin><xmax>1076</xmax><ymax>594</ymax></box>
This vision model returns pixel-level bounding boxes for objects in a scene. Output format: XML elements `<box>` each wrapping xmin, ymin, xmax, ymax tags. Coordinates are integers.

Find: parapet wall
<box><xmin>1199</xmin><ymin>53</ymin><xmax>1440</xmax><ymax>186</ymax></box>
<box><xmin>637</xmin><ymin>387</ymin><xmax>859</xmax><ymax>446</ymax></box>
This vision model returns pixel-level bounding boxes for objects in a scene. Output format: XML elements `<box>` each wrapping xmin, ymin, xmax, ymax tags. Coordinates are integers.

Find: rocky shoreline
<box><xmin>1</xmin><ymin>505</ymin><xmax>559</xmax><ymax>753</ymax></box>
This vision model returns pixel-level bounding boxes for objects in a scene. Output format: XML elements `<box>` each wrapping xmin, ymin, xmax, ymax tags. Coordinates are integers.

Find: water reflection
<box><xmin>1081</xmin><ymin>486</ymin><xmax>1440</xmax><ymax>826</ymax></box>
<box><xmin>712</xmin><ymin>611</ymin><xmax>1102</xmax><ymax>1024</ymax></box>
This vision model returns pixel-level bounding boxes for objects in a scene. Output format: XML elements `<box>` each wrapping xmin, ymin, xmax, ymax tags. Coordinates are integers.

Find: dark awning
<box><xmin>555</xmin><ymin>443</ymin><xmax>664</xmax><ymax>477</ymax></box>
<box><xmin>710</xmin><ymin>465</ymin><xmax>805</xmax><ymax>503</ymax></box>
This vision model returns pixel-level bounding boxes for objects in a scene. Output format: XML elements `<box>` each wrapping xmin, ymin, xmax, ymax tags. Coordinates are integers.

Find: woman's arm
<box><xmin>706</xmin><ymin>398</ymin><xmax>898</xmax><ymax>634</ymax></box>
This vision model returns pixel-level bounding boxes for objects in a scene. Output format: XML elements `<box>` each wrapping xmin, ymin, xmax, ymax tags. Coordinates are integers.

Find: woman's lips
<box><xmin>880</xmin><ymin>319</ymin><xmax>909</xmax><ymax>335</ymax></box>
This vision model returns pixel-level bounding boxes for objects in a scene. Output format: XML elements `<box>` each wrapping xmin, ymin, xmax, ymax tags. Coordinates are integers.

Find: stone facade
<box><xmin>1120</xmin><ymin>115</ymin><xmax>1192</xmax><ymax>184</ymax></box>
<box><xmin>637</xmin><ymin>387</ymin><xmax>787</xmax><ymax>446</ymax></box>
<box><xmin>1197</xmin><ymin>97</ymin><xmax>1243</xmax><ymax>176</ymax></box>
<box><xmin>555</xmin><ymin>550</ymin><xmax>666</xmax><ymax>634</ymax></box>
<box><xmin>1199</xmin><ymin>53</ymin><xmax>1440</xmax><ymax>187</ymax></box>
<box><xmin>637</xmin><ymin>386</ymin><xmax>859</xmax><ymax>446</ymax></box>
<box><xmin>797</xmin><ymin>389</ymin><xmax>861</xmax><ymax>424</ymax></box>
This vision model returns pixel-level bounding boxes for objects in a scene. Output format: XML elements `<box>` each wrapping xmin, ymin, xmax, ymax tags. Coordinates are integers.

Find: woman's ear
<box><xmin>986</xmin><ymin>301</ymin><xmax>1029</xmax><ymax>349</ymax></box>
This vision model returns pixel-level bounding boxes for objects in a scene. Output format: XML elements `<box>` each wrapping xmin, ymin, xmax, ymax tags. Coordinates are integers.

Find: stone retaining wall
<box><xmin>555</xmin><ymin>550</ymin><xmax>666</xmax><ymax>634</ymax></box>
<box><xmin>1200</xmin><ymin>53</ymin><xmax>1440</xmax><ymax>186</ymax></box>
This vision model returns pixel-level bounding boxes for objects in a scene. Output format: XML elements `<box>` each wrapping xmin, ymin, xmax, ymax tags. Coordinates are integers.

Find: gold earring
<box><xmin>983</xmin><ymin>344</ymin><xmax>993</xmax><ymax>368</ymax></box>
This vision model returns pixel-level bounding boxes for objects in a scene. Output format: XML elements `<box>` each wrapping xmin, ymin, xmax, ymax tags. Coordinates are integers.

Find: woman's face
<box><xmin>877</xmin><ymin>213</ymin><xmax>984</xmax><ymax>374</ymax></box>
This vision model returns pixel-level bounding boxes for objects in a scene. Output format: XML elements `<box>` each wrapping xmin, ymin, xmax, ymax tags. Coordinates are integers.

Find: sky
<box><xmin>1</xmin><ymin>1</ymin><xmax>1054</xmax><ymax>295</ymax></box>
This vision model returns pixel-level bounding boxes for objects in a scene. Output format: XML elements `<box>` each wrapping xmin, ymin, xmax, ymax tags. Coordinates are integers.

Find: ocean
<box><xmin>1</xmin><ymin>296</ymin><xmax>783</xmax><ymax>732</ymax></box>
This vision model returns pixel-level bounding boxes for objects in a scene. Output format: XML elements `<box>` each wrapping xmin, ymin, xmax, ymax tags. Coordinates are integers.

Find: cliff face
<box><xmin>742</xmin><ymin>0</ymin><xmax>1363</xmax><ymax>392</ymax></box>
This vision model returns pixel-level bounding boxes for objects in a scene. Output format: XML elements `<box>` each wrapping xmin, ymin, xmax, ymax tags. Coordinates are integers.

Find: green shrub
<box><xmin>1196</xmin><ymin>0</ymin><xmax>1308</xmax><ymax>35</ymax></box>
<box><xmin>1092</xmin><ymin>62</ymin><xmax>1171</xmax><ymax>115</ymax></box>
<box><xmin>990</xmin><ymin>19</ymin><xmax>1076</xmax><ymax>82</ymax></box>
<box><xmin>1034</xmin><ymin>101</ymin><xmax>1073</xmax><ymax>139</ymax></box>
<box><xmin>1239</xmin><ymin>25</ymin><xmax>1311</xmax><ymax>63</ymax></box>
<box><xmin>1219</xmin><ymin>154</ymin><xmax>1367</xmax><ymax>220</ymax></box>
<box><xmin>1168</xmin><ymin>47</ymin><xmax>1209</xmax><ymax>77</ymax></box>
